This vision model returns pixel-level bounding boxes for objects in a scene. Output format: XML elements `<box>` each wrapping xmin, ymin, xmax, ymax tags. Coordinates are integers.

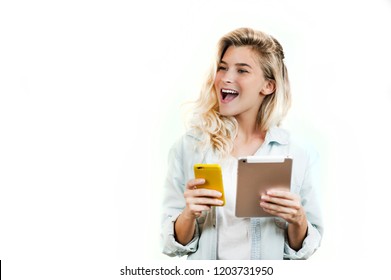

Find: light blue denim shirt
<box><xmin>161</xmin><ymin>127</ymin><xmax>323</xmax><ymax>260</ymax></box>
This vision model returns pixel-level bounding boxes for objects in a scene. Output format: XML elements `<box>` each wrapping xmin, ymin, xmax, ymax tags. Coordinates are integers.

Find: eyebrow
<box><xmin>220</xmin><ymin>60</ymin><xmax>253</xmax><ymax>69</ymax></box>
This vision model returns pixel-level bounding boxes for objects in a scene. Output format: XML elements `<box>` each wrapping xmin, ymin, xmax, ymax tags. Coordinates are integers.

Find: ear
<box><xmin>260</xmin><ymin>80</ymin><xmax>276</xmax><ymax>96</ymax></box>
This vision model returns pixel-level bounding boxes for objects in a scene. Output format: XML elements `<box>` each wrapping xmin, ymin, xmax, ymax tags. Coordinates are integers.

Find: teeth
<box><xmin>221</xmin><ymin>89</ymin><xmax>238</xmax><ymax>94</ymax></box>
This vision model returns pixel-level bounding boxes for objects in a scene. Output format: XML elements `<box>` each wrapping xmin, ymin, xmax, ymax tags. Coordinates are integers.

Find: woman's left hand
<box><xmin>260</xmin><ymin>190</ymin><xmax>306</xmax><ymax>225</ymax></box>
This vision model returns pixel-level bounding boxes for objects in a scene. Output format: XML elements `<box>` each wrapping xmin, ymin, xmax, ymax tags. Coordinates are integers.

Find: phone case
<box><xmin>193</xmin><ymin>164</ymin><xmax>226</xmax><ymax>206</ymax></box>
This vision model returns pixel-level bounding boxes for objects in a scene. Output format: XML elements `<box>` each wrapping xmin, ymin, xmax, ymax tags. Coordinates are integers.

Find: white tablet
<box><xmin>235</xmin><ymin>156</ymin><xmax>292</xmax><ymax>218</ymax></box>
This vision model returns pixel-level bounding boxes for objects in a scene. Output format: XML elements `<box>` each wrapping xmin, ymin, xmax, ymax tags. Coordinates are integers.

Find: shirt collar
<box><xmin>264</xmin><ymin>126</ymin><xmax>290</xmax><ymax>145</ymax></box>
<box><xmin>187</xmin><ymin>126</ymin><xmax>289</xmax><ymax>145</ymax></box>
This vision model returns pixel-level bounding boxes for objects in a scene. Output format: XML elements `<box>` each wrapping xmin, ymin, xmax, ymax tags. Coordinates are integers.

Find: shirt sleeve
<box><xmin>284</xmin><ymin>220</ymin><xmax>322</xmax><ymax>259</ymax></box>
<box><xmin>160</xmin><ymin>136</ymin><xmax>201</xmax><ymax>257</ymax></box>
<box><xmin>284</xmin><ymin>149</ymin><xmax>324</xmax><ymax>260</ymax></box>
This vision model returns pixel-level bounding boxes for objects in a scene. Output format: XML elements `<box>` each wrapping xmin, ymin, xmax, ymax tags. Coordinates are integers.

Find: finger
<box><xmin>262</xmin><ymin>208</ymin><xmax>292</xmax><ymax>222</ymax></box>
<box><xmin>193</xmin><ymin>212</ymin><xmax>202</xmax><ymax>218</ymax></box>
<box><xmin>186</xmin><ymin>178</ymin><xmax>206</xmax><ymax>189</ymax></box>
<box><xmin>261</xmin><ymin>195</ymin><xmax>301</xmax><ymax>210</ymax></box>
<box><xmin>185</xmin><ymin>188</ymin><xmax>222</xmax><ymax>198</ymax></box>
<box><xmin>188</xmin><ymin>204</ymin><xmax>211</xmax><ymax>213</ymax></box>
<box><xmin>260</xmin><ymin>201</ymin><xmax>297</xmax><ymax>215</ymax></box>
<box><xmin>187</xmin><ymin>196</ymin><xmax>224</xmax><ymax>206</ymax></box>
<box><xmin>262</xmin><ymin>208</ymin><xmax>279</xmax><ymax>216</ymax></box>
<box><xmin>266</xmin><ymin>190</ymin><xmax>297</xmax><ymax>200</ymax></box>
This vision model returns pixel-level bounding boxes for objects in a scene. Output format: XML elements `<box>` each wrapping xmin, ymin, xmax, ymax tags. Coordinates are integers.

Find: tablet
<box><xmin>235</xmin><ymin>156</ymin><xmax>292</xmax><ymax>218</ymax></box>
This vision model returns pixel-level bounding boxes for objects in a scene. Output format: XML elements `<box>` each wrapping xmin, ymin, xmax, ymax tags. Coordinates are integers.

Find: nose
<box><xmin>221</xmin><ymin>69</ymin><xmax>235</xmax><ymax>84</ymax></box>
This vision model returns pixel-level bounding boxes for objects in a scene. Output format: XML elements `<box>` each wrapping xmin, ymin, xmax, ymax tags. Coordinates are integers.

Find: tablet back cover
<box><xmin>235</xmin><ymin>157</ymin><xmax>292</xmax><ymax>217</ymax></box>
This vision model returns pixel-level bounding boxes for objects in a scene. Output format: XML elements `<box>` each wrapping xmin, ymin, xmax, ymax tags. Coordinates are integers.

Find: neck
<box><xmin>231</xmin><ymin>115</ymin><xmax>266</xmax><ymax>158</ymax></box>
<box><xmin>235</xmin><ymin>115</ymin><xmax>264</xmax><ymax>142</ymax></box>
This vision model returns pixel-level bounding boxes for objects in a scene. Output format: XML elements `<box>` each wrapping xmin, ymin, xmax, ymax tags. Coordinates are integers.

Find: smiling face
<box><xmin>214</xmin><ymin>46</ymin><xmax>275</xmax><ymax>120</ymax></box>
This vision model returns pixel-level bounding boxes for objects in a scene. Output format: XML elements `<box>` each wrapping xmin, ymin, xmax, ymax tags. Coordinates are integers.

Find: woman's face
<box><xmin>214</xmin><ymin>46</ymin><xmax>274</xmax><ymax>119</ymax></box>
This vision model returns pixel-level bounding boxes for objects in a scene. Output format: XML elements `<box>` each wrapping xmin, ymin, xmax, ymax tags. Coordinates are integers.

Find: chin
<box><xmin>218</xmin><ymin>108</ymin><xmax>235</xmax><ymax>117</ymax></box>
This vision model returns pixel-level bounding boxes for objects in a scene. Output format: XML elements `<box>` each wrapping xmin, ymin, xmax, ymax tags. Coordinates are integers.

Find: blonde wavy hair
<box><xmin>190</xmin><ymin>27</ymin><xmax>291</xmax><ymax>158</ymax></box>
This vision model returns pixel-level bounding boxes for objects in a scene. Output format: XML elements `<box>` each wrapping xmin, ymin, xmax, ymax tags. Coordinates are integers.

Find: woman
<box><xmin>161</xmin><ymin>27</ymin><xmax>323</xmax><ymax>260</ymax></box>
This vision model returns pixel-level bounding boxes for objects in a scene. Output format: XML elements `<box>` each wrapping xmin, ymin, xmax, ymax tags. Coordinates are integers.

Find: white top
<box><xmin>217</xmin><ymin>157</ymin><xmax>250</xmax><ymax>260</ymax></box>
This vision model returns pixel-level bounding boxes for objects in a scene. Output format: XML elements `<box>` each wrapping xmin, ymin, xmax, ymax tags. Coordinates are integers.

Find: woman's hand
<box><xmin>260</xmin><ymin>190</ymin><xmax>308</xmax><ymax>250</ymax></box>
<box><xmin>260</xmin><ymin>190</ymin><xmax>306</xmax><ymax>225</ymax></box>
<box><xmin>174</xmin><ymin>178</ymin><xmax>223</xmax><ymax>245</ymax></box>
<box><xmin>182</xmin><ymin>178</ymin><xmax>224</xmax><ymax>219</ymax></box>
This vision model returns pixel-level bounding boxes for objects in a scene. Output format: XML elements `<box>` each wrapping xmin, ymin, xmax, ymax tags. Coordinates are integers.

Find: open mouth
<box><xmin>221</xmin><ymin>88</ymin><xmax>239</xmax><ymax>102</ymax></box>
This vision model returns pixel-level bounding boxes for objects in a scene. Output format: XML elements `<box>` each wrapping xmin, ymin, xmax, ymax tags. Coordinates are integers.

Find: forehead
<box><xmin>220</xmin><ymin>46</ymin><xmax>259</xmax><ymax>66</ymax></box>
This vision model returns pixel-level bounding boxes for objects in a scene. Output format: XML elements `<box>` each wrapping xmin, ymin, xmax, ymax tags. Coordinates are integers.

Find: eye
<box><xmin>217</xmin><ymin>65</ymin><xmax>228</xmax><ymax>71</ymax></box>
<box><xmin>238</xmin><ymin>69</ymin><xmax>249</xmax><ymax>74</ymax></box>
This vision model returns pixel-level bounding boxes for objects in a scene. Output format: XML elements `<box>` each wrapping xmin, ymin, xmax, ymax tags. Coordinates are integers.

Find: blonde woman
<box><xmin>161</xmin><ymin>27</ymin><xmax>323</xmax><ymax>260</ymax></box>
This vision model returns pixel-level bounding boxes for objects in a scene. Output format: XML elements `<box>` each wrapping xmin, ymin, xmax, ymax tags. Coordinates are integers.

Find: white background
<box><xmin>1</xmin><ymin>0</ymin><xmax>391</xmax><ymax>279</ymax></box>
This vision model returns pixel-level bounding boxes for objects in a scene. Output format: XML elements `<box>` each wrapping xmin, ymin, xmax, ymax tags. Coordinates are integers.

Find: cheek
<box><xmin>214</xmin><ymin>74</ymin><xmax>221</xmax><ymax>88</ymax></box>
<box><xmin>213</xmin><ymin>80</ymin><xmax>218</xmax><ymax>91</ymax></box>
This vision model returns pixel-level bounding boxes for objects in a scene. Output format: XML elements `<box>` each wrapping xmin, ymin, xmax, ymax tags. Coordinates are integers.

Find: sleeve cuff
<box><xmin>162</xmin><ymin>212</ymin><xmax>200</xmax><ymax>257</ymax></box>
<box><xmin>284</xmin><ymin>220</ymin><xmax>322</xmax><ymax>260</ymax></box>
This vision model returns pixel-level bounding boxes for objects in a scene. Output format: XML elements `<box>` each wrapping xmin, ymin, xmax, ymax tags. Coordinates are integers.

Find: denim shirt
<box><xmin>161</xmin><ymin>127</ymin><xmax>323</xmax><ymax>260</ymax></box>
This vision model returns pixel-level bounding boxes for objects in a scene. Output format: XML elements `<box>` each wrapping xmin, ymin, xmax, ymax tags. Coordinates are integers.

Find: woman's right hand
<box><xmin>182</xmin><ymin>178</ymin><xmax>224</xmax><ymax>219</ymax></box>
<box><xmin>174</xmin><ymin>178</ymin><xmax>223</xmax><ymax>245</ymax></box>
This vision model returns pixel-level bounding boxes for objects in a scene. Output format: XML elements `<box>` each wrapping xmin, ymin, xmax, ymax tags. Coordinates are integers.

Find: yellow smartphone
<box><xmin>193</xmin><ymin>164</ymin><xmax>225</xmax><ymax>206</ymax></box>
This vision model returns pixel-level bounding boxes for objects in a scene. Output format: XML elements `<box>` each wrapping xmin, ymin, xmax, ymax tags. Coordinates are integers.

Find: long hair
<box><xmin>190</xmin><ymin>27</ymin><xmax>291</xmax><ymax>158</ymax></box>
